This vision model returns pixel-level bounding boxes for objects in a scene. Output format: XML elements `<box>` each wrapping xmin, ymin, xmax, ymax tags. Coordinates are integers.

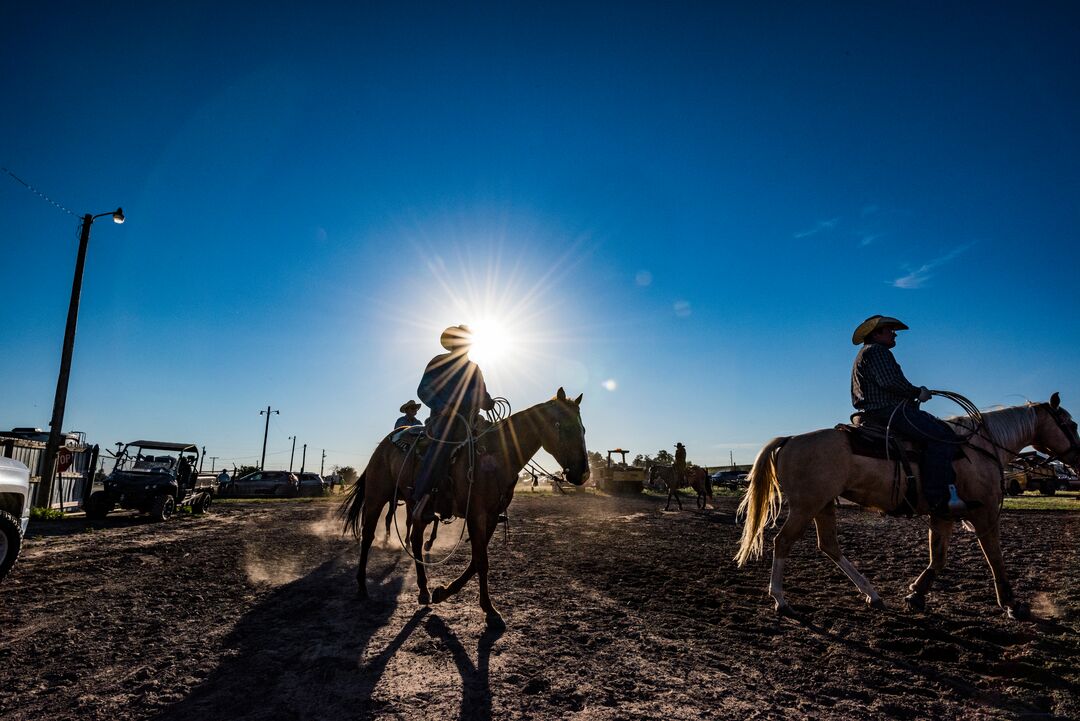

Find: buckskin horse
<box><xmin>341</xmin><ymin>388</ymin><xmax>589</xmax><ymax>628</ymax></box>
<box><xmin>735</xmin><ymin>394</ymin><xmax>1080</xmax><ymax>618</ymax></box>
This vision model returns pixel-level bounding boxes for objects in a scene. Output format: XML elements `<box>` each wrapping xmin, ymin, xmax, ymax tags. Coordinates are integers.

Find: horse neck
<box><xmin>489</xmin><ymin>403</ymin><xmax>548</xmax><ymax>474</ymax></box>
<box><xmin>959</xmin><ymin>405</ymin><xmax>1038</xmax><ymax>465</ymax></box>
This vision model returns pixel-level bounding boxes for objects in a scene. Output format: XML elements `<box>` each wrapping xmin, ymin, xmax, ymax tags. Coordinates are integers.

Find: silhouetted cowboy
<box><xmin>395</xmin><ymin>400</ymin><xmax>423</xmax><ymax>430</ymax></box>
<box><xmin>411</xmin><ymin>325</ymin><xmax>495</xmax><ymax>522</ymax></box>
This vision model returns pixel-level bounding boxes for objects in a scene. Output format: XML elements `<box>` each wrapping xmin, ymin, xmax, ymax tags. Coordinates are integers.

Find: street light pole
<box><xmin>39</xmin><ymin>208</ymin><xmax>124</xmax><ymax>509</ymax></box>
<box><xmin>259</xmin><ymin>406</ymin><xmax>279</xmax><ymax>470</ymax></box>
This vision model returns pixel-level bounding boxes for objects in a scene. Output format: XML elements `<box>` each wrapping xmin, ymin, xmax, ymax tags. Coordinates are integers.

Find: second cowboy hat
<box><xmin>852</xmin><ymin>315</ymin><xmax>909</xmax><ymax>345</ymax></box>
<box><xmin>399</xmin><ymin>400</ymin><xmax>422</xmax><ymax>414</ymax></box>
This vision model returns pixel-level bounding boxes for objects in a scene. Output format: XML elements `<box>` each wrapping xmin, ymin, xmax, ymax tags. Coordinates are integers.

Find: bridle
<box><xmin>1041</xmin><ymin>404</ymin><xmax>1080</xmax><ymax>469</ymax></box>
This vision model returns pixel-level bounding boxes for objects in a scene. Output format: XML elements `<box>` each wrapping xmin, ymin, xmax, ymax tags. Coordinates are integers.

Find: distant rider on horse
<box><xmin>394</xmin><ymin>400</ymin><xmax>423</xmax><ymax>430</ymax></box>
<box><xmin>674</xmin><ymin>442</ymin><xmax>687</xmax><ymax>487</ymax></box>
<box><xmin>411</xmin><ymin>325</ymin><xmax>495</xmax><ymax>522</ymax></box>
<box><xmin>851</xmin><ymin>315</ymin><xmax>966</xmax><ymax>518</ymax></box>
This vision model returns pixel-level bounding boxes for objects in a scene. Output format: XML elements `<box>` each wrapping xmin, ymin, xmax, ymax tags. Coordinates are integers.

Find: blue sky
<box><xmin>2</xmin><ymin>2</ymin><xmax>1078</xmax><ymax>471</ymax></box>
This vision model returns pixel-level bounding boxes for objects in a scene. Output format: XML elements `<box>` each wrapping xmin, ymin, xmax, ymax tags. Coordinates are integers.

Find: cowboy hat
<box><xmin>440</xmin><ymin>324</ymin><xmax>473</xmax><ymax>351</ymax></box>
<box><xmin>399</xmin><ymin>400</ymin><xmax>421</xmax><ymax>414</ymax></box>
<box><xmin>675</xmin><ymin>442</ymin><xmax>685</xmax><ymax>448</ymax></box>
<box><xmin>852</xmin><ymin>315</ymin><xmax>909</xmax><ymax>345</ymax></box>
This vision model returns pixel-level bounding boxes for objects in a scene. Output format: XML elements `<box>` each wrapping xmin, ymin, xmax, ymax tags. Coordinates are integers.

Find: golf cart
<box><xmin>84</xmin><ymin>440</ymin><xmax>214</xmax><ymax>522</ymax></box>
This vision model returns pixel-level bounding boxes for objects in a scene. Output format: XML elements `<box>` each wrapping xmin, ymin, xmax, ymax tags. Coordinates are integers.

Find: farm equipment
<box><xmin>83</xmin><ymin>440</ymin><xmax>215</xmax><ymax>521</ymax></box>
<box><xmin>1005</xmin><ymin>451</ymin><xmax>1071</xmax><ymax>496</ymax></box>
<box><xmin>596</xmin><ymin>448</ymin><xmax>645</xmax><ymax>495</ymax></box>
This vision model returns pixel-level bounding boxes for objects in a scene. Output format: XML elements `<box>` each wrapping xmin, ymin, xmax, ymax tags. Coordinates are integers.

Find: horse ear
<box><xmin>574</xmin><ymin>393</ymin><xmax>583</xmax><ymax>406</ymax></box>
<box><xmin>557</xmin><ymin>387</ymin><xmax>567</xmax><ymax>401</ymax></box>
<box><xmin>1050</xmin><ymin>392</ymin><xmax>1061</xmax><ymax>409</ymax></box>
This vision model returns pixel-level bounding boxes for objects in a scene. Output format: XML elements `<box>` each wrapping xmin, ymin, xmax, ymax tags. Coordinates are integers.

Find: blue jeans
<box><xmin>867</xmin><ymin>405</ymin><xmax>958</xmax><ymax>507</ymax></box>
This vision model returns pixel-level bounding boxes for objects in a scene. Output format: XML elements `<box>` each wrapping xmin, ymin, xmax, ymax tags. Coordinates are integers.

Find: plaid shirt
<box><xmin>851</xmin><ymin>343</ymin><xmax>919</xmax><ymax>411</ymax></box>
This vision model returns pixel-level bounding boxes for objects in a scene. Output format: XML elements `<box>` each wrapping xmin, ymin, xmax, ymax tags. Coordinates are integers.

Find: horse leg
<box><xmin>411</xmin><ymin>518</ymin><xmax>432</xmax><ymax>605</ymax></box>
<box><xmin>431</xmin><ymin>522</ymin><xmax>496</xmax><ymax>604</ymax></box>
<box><xmin>470</xmin><ymin>514</ymin><xmax>505</xmax><ymax>629</ymax></box>
<box><xmin>665</xmin><ymin>488</ymin><xmax>673</xmax><ymax>511</ymax></box>
<box><xmin>813</xmin><ymin>505</ymin><xmax>884</xmax><ymax>609</ymax></box>
<box><xmin>424</xmin><ymin>519</ymin><xmax>440</xmax><ymax>553</ymax></box>
<box><xmin>904</xmin><ymin>516</ymin><xmax>954</xmax><ymax>611</ymax></box>
<box><xmin>356</xmin><ymin>500</ymin><xmax>384</xmax><ymax>598</ymax></box>
<box><xmin>972</xmin><ymin>516</ymin><xmax>1029</xmax><ymax>619</ymax></box>
<box><xmin>769</xmin><ymin>509</ymin><xmax>816</xmax><ymax>615</ymax></box>
<box><xmin>383</xmin><ymin>503</ymin><xmax>394</xmax><ymax>543</ymax></box>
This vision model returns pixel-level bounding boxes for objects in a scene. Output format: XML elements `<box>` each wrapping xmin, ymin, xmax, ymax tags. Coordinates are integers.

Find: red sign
<box><xmin>56</xmin><ymin>448</ymin><xmax>73</xmax><ymax>473</ymax></box>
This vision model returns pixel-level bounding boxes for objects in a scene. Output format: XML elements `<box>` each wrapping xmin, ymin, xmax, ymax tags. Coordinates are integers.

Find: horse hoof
<box><xmin>1007</xmin><ymin>602</ymin><xmax>1031</xmax><ymax>621</ymax></box>
<box><xmin>775</xmin><ymin>602</ymin><xmax>795</xmax><ymax>618</ymax></box>
<box><xmin>904</xmin><ymin>592</ymin><xmax>925</xmax><ymax>611</ymax></box>
<box><xmin>868</xmin><ymin>597</ymin><xmax>887</xmax><ymax>611</ymax></box>
<box><xmin>418</xmin><ymin>591</ymin><xmax>431</xmax><ymax>606</ymax></box>
<box><xmin>485</xmin><ymin>611</ymin><xmax>506</xmax><ymax>630</ymax></box>
<box><xmin>431</xmin><ymin>586</ymin><xmax>448</xmax><ymax>604</ymax></box>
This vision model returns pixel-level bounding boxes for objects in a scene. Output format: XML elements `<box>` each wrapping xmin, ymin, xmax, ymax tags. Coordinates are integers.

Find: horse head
<box><xmin>1034</xmin><ymin>392</ymin><xmax>1080</xmax><ymax>472</ymax></box>
<box><xmin>539</xmin><ymin>387</ymin><xmax>589</xmax><ymax>486</ymax></box>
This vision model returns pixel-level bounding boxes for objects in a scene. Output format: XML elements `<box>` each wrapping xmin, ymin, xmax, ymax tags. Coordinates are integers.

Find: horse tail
<box><xmin>339</xmin><ymin>470</ymin><xmax>367</xmax><ymax>538</ymax></box>
<box><xmin>734</xmin><ymin>437</ymin><xmax>789</xmax><ymax>567</ymax></box>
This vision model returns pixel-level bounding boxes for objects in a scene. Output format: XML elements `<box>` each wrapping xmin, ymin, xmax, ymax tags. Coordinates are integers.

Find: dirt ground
<box><xmin>1</xmin><ymin>490</ymin><xmax>1078</xmax><ymax>720</ymax></box>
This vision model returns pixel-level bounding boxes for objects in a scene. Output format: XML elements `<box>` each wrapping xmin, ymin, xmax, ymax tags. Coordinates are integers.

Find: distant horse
<box><xmin>735</xmin><ymin>394</ymin><xmax>1080</xmax><ymax>618</ymax></box>
<box><xmin>649</xmin><ymin>464</ymin><xmax>685</xmax><ymax>510</ymax></box>
<box><xmin>686</xmin><ymin>465</ymin><xmax>713</xmax><ymax>509</ymax></box>
<box><xmin>342</xmin><ymin>388</ymin><xmax>589</xmax><ymax>628</ymax></box>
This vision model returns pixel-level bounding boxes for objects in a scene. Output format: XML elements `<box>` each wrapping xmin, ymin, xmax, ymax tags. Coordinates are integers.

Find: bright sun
<box><xmin>467</xmin><ymin>319</ymin><xmax>513</xmax><ymax>367</ymax></box>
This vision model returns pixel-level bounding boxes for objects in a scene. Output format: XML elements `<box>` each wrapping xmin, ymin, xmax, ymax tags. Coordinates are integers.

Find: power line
<box><xmin>2</xmin><ymin>166</ymin><xmax>78</xmax><ymax>217</ymax></box>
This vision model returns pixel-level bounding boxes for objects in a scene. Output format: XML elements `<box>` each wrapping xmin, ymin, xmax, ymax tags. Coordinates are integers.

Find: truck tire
<box><xmin>150</xmin><ymin>494</ymin><xmax>176</xmax><ymax>522</ymax></box>
<box><xmin>84</xmin><ymin>491</ymin><xmax>114</xmax><ymax>520</ymax></box>
<box><xmin>191</xmin><ymin>493</ymin><xmax>208</xmax><ymax>514</ymax></box>
<box><xmin>0</xmin><ymin>509</ymin><xmax>23</xmax><ymax>582</ymax></box>
<box><xmin>1007</xmin><ymin>480</ymin><xmax>1022</xmax><ymax>496</ymax></box>
<box><xmin>1039</xmin><ymin>480</ymin><xmax>1057</xmax><ymax>496</ymax></box>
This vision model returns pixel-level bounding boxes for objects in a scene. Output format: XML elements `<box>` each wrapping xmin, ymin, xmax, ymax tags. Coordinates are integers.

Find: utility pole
<box><xmin>320</xmin><ymin>449</ymin><xmax>326</xmax><ymax>476</ymax></box>
<box><xmin>730</xmin><ymin>450</ymin><xmax>734</xmax><ymax>469</ymax></box>
<box><xmin>300</xmin><ymin>443</ymin><xmax>307</xmax><ymax>473</ymax></box>
<box><xmin>37</xmin><ymin>208</ymin><xmax>123</xmax><ymax>509</ymax></box>
<box><xmin>208</xmin><ymin>456</ymin><xmax>219</xmax><ymax>471</ymax></box>
<box><xmin>288</xmin><ymin>436</ymin><xmax>296</xmax><ymax>472</ymax></box>
<box><xmin>200</xmin><ymin>446</ymin><xmax>207</xmax><ymax>472</ymax></box>
<box><xmin>259</xmin><ymin>406</ymin><xmax>279</xmax><ymax>470</ymax></box>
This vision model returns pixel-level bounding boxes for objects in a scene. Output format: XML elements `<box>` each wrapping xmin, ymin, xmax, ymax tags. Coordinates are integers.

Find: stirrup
<box><xmin>946</xmin><ymin>484</ymin><xmax>968</xmax><ymax>515</ymax></box>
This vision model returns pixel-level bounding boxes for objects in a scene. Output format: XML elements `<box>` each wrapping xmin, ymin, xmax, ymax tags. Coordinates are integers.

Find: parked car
<box><xmin>83</xmin><ymin>440</ymin><xmax>215</xmax><ymax>522</ymax></box>
<box><xmin>709</xmin><ymin>470</ymin><xmax>749</xmax><ymax>490</ymax></box>
<box><xmin>296</xmin><ymin>472</ymin><xmax>326</xmax><ymax>496</ymax></box>
<box><xmin>0</xmin><ymin>457</ymin><xmax>31</xmax><ymax>582</ymax></box>
<box><xmin>227</xmin><ymin>470</ymin><xmax>299</xmax><ymax>498</ymax></box>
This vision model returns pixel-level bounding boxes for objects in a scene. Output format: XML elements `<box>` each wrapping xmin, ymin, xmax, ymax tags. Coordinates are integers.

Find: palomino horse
<box><xmin>686</xmin><ymin>465</ymin><xmax>713</xmax><ymax>509</ymax></box>
<box><xmin>735</xmin><ymin>394</ymin><xmax>1080</xmax><ymax>618</ymax></box>
<box><xmin>341</xmin><ymin>388</ymin><xmax>589</xmax><ymax>628</ymax></box>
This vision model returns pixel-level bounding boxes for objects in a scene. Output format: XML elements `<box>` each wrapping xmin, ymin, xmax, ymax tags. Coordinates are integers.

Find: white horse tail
<box><xmin>734</xmin><ymin>437</ymin><xmax>788</xmax><ymax>567</ymax></box>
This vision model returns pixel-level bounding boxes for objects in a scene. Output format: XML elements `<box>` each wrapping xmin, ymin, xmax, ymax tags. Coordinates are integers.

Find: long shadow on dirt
<box><xmin>154</xmin><ymin>553</ymin><xmax>412</xmax><ymax>721</ymax></box>
<box><xmin>423</xmin><ymin>615</ymin><xmax>504</xmax><ymax>721</ymax></box>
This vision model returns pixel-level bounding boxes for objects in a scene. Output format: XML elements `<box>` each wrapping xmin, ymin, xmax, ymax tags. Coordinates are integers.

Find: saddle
<box><xmin>835</xmin><ymin>417</ymin><xmax>965</xmax><ymax>518</ymax></box>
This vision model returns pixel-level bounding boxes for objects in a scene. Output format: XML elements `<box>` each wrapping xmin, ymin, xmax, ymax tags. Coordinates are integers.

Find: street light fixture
<box><xmin>39</xmin><ymin>207</ymin><xmax>125</xmax><ymax>509</ymax></box>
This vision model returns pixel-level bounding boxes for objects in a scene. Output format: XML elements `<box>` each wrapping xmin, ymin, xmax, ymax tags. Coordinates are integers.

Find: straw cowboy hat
<box><xmin>440</xmin><ymin>324</ymin><xmax>473</xmax><ymax>351</ymax></box>
<box><xmin>399</xmin><ymin>400</ymin><xmax>422</xmax><ymax>414</ymax></box>
<box><xmin>852</xmin><ymin>315</ymin><xmax>909</xmax><ymax>345</ymax></box>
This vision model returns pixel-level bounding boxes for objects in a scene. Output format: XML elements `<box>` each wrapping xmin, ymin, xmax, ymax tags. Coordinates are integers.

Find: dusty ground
<box><xmin>1</xmin><ymin>490</ymin><xmax>1078</xmax><ymax>720</ymax></box>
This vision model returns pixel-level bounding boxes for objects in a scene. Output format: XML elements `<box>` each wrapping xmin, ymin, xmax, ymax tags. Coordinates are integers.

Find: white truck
<box><xmin>0</xmin><ymin>457</ymin><xmax>31</xmax><ymax>582</ymax></box>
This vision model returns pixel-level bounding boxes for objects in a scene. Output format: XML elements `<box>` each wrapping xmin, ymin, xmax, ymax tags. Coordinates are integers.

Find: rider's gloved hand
<box><xmin>917</xmin><ymin>386</ymin><xmax>932</xmax><ymax>403</ymax></box>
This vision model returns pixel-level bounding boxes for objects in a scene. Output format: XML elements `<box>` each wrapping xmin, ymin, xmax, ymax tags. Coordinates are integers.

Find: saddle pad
<box><xmin>836</xmin><ymin>424</ymin><xmax>964</xmax><ymax>462</ymax></box>
<box><xmin>391</xmin><ymin>424</ymin><xmax>425</xmax><ymax>445</ymax></box>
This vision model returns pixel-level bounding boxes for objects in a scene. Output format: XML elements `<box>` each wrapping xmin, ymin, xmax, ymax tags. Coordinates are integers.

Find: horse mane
<box><xmin>947</xmin><ymin>403</ymin><xmax>1037</xmax><ymax>451</ymax></box>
